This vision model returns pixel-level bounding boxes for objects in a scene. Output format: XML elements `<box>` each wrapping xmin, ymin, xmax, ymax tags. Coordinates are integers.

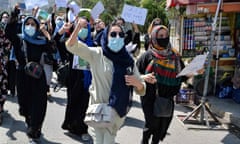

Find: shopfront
<box><xmin>166</xmin><ymin>0</ymin><xmax>240</xmax><ymax>101</ymax></box>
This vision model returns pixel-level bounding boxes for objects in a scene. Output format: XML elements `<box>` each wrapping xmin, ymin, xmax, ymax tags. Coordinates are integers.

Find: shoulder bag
<box><xmin>84</xmin><ymin>103</ymin><xmax>114</xmax><ymax>128</ymax></box>
<box><xmin>152</xmin><ymin>59</ymin><xmax>173</xmax><ymax>117</ymax></box>
<box><xmin>23</xmin><ymin>40</ymin><xmax>43</xmax><ymax>79</ymax></box>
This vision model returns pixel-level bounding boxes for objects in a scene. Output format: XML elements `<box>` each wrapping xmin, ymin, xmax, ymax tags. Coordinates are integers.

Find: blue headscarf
<box><xmin>101</xmin><ymin>24</ymin><xmax>134</xmax><ymax>117</ymax></box>
<box><xmin>21</xmin><ymin>16</ymin><xmax>47</xmax><ymax>45</ymax></box>
<box><xmin>78</xmin><ymin>23</ymin><xmax>93</xmax><ymax>90</ymax></box>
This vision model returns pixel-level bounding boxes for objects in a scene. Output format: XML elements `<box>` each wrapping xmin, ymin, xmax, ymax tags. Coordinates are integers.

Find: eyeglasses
<box><xmin>110</xmin><ymin>31</ymin><xmax>125</xmax><ymax>38</ymax></box>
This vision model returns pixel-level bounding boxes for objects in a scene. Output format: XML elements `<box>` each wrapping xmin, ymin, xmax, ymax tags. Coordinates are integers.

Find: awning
<box><xmin>167</xmin><ymin>0</ymin><xmax>240</xmax><ymax>8</ymax></box>
<box><xmin>167</xmin><ymin>0</ymin><xmax>208</xmax><ymax>8</ymax></box>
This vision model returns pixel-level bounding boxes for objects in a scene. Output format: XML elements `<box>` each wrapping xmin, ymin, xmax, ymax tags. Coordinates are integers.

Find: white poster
<box><xmin>176</xmin><ymin>54</ymin><xmax>207</xmax><ymax>77</ymax></box>
<box><xmin>91</xmin><ymin>1</ymin><xmax>105</xmax><ymax>20</ymax></box>
<box><xmin>0</xmin><ymin>0</ymin><xmax>9</xmax><ymax>9</ymax></box>
<box><xmin>121</xmin><ymin>4</ymin><xmax>148</xmax><ymax>25</ymax></box>
<box><xmin>68</xmin><ymin>1</ymin><xmax>81</xmax><ymax>16</ymax></box>
<box><xmin>24</xmin><ymin>0</ymin><xmax>49</xmax><ymax>10</ymax></box>
<box><xmin>55</xmin><ymin>0</ymin><xmax>68</xmax><ymax>8</ymax></box>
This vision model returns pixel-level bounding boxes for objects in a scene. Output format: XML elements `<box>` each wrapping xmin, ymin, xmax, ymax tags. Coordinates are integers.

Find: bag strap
<box><xmin>22</xmin><ymin>40</ymin><xmax>28</xmax><ymax>63</ymax></box>
<box><xmin>152</xmin><ymin>58</ymin><xmax>159</xmax><ymax>97</ymax></box>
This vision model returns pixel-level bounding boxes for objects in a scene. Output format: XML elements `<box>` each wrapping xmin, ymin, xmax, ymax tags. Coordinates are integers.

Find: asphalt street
<box><xmin>1</xmin><ymin>84</ymin><xmax>240</xmax><ymax>144</ymax></box>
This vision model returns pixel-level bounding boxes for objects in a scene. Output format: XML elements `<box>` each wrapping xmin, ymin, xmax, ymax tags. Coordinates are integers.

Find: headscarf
<box><xmin>21</xmin><ymin>16</ymin><xmax>47</xmax><ymax>45</ymax></box>
<box><xmin>101</xmin><ymin>25</ymin><xmax>134</xmax><ymax>117</ymax></box>
<box><xmin>146</xmin><ymin>25</ymin><xmax>182</xmax><ymax>86</ymax></box>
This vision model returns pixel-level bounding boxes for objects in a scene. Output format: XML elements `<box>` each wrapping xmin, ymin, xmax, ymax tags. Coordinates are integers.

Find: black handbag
<box><xmin>152</xmin><ymin>59</ymin><xmax>173</xmax><ymax>117</ymax></box>
<box><xmin>153</xmin><ymin>95</ymin><xmax>173</xmax><ymax>117</ymax></box>
<box><xmin>24</xmin><ymin>61</ymin><xmax>43</xmax><ymax>79</ymax></box>
<box><xmin>56</xmin><ymin>63</ymin><xmax>69</xmax><ymax>86</ymax></box>
<box><xmin>23</xmin><ymin>40</ymin><xmax>43</xmax><ymax>79</ymax></box>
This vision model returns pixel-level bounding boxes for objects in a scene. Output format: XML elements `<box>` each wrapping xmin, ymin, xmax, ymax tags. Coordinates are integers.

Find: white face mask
<box><xmin>24</xmin><ymin>25</ymin><xmax>36</xmax><ymax>36</ymax></box>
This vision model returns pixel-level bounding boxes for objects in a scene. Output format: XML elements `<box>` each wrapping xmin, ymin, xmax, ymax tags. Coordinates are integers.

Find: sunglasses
<box><xmin>110</xmin><ymin>31</ymin><xmax>125</xmax><ymax>38</ymax></box>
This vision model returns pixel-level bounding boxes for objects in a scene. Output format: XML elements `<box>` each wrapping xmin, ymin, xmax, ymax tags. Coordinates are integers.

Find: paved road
<box><xmin>1</xmin><ymin>86</ymin><xmax>240</xmax><ymax>144</ymax></box>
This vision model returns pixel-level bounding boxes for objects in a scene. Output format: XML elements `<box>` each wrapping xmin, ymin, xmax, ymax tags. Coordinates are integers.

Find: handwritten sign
<box><xmin>0</xmin><ymin>0</ymin><xmax>9</xmax><ymax>10</ymax></box>
<box><xmin>91</xmin><ymin>1</ymin><xmax>105</xmax><ymax>20</ymax></box>
<box><xmin>55</xmin><ymin>0</ymin><xmax>68</xmax><ymax>8</ymax></box>
<box><xmin>176</xmin><ymin>54</ymin><xmax>207</xmax><ymax>77</ymax></box>
<box><xmin>68</xmin><ymin>1</ymin><xmax>81</xmax><ymax>16</ymax></box>
<box><xmin>121</xmin><ymin>4</ymin><xmax>148</xmax><ymax>25</ymax></box>
<box><xmin>24</xmin><ymin>0</ymin><xmax>49</xmax><ymax>10</ymax></box>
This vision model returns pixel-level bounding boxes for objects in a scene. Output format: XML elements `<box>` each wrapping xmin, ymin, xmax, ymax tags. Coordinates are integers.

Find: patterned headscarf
<box><xmin>146</xmin><ymin>25</ymin><xmax>182</xmax><ymax>86</ymax></box>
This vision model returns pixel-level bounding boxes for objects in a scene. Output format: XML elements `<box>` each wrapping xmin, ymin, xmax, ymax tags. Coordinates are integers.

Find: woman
<box><xmin>5</xmin><ymin>7</ymin><xmax>54</xmax><ymax>141</ymax></box>
<box><xmin>61</xmin><ymin>17</ymin><xmax>93</xmax><ymax>141</ymax></box>
<box><xmin>137</xmin><ymin>25</ymin><xmax>186</xmax><ymax>144</ymax></box>
<box><xmin>0</xmin><ymin>22</ymin><xmax>11</xmax><ymax>125</ymax></box>
<box><xmin>65</xmin><ymin>18</ymin><xmax>146</xmax><ymax>144</ymax></box>
<box><xmin>144</xmin><ymin>18</ymin><xmax>162</xmax><ymax>51</ymax></box>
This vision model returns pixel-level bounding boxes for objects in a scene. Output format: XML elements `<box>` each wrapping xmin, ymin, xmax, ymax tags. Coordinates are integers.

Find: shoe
<box><xmin>81</xmin><ymin>133</ymin><xmax>91</xmax><ymax>141</ymax></box>
<box><xmin>27</xmin><ymin>127</ymin><xmax>41</xmax><ymax>139</ymax></box>
<box><xmin>0</xmin><ymin>112</ymin><xmax>2</xmax><ymax>125</ymax></box>
<box><xmin>29</xmin><ymin>138</ymin><xmax>40</xmax><ymax>144</ymax></box>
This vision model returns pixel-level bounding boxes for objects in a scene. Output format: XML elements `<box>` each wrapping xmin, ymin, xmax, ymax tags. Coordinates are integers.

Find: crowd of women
<box><xmin>0</xmin><ymin>3</ymin><xmax>189</xmax><ymax>144</ymax></box>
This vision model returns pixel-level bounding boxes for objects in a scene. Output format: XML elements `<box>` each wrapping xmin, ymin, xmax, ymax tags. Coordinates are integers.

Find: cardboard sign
<box><xmin>121</xmin><ymin>4</ymin><xmax>148</xmax><ymax>25</ymax></box>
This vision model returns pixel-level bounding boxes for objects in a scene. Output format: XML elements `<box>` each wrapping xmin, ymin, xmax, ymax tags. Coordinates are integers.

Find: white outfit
<box><xmin>66</xmin><ymin>41</ymin><xmax>146</xmax><ymax>144</ymax></box>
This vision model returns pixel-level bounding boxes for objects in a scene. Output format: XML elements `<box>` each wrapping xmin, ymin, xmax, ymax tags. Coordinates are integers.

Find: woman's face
<box><xmin>25</xmin><ymin>18</ymin><xmax>37</xmax><ymax>29</ymax></box>
<box><xmin>108</xmin><ymin>25</ymin><xmax>124</xmax><ymax>39</ymax></box>
<box><xmin>157</xmin><ymin>28</ymin><xmax>168</xmax><ymax>39</ymax></box>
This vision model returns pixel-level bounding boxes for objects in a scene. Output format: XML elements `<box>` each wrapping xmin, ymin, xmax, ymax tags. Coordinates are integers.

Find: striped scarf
<box><xmin>145</xmin><ymin>48</ymin><xmax>182</xmax><ymax>86</ymax></box>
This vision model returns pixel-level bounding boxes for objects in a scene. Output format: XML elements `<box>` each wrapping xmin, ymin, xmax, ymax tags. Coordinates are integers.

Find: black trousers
<box><xmin>62</xmin><ymin>69</ymin><xmax>90</xmax><ymax>134</ymax></box>
<box><xmin>141</xmin><ymin>97</ymin><xmax>174</xmax><ymax>144</ymax></box>
<box><xmin>16</xmin><ymin>67</ymin><xmax>48</xmax><ymax>129</ymax></box>
<box><xmin>7</xmin><ymin>60</ymin><xmax>16</xmax><ymax>95</ymax></box>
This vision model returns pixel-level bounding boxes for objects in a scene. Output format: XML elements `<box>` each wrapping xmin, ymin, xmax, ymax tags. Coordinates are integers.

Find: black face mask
<box><xmin>156</xmin><ymin>37</ymin><xmax>169</xmax><ymax>48</ymax></box>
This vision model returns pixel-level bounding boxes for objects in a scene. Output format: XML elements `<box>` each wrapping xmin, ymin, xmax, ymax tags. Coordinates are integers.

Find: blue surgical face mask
<box><xmin>78</xmin><ymin>28</ymin><xmax>88</xmax><ymax>40</ymax></box>
<box><xmin>24</xmin><ymin>25</ymin><xmax>36</xmax><ymax>36</ymax></box>
<box><xmin>56</xmin><ymin>20</ymin><xmax>64</xmax><ymax>28</ymax></box>
<box><xmin>107</xmin><ymin>37</ymin><xmax>124</xmax><ymax>53</ymax></box>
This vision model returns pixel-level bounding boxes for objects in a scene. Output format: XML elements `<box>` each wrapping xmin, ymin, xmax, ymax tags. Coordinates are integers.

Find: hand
<box><xmin>142</xmin><ymin>72</ymin><xmax>157</xmax><ymax>84</ymax></box>
<box><xmin>59</xmin><ymin>22</ymin><xmax>73</xmax><ymax>35</ymax></box>
<box><xmin>125</xmin><ymin>74</ymin><xmax>143</xmax><ymax>88</ymax></box>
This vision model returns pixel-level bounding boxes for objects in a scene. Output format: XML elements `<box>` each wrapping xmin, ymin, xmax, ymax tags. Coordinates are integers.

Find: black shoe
<box><xmin>27</xmin><ymin>127</ymin><xmax>41</xmax><ymax>139</ymax></box>
<box><xmin>0</xmin><ymin>112</ymin><xmax>3</xmax><ymax>125</ymax></box>
<box><xmin>61</xmin><ymin>122</ymin><xmax>71</xmax><ymax>130</ymax></box>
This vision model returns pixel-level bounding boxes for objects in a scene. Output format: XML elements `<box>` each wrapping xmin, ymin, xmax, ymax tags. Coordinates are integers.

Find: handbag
<box><xmin>153</xmin><ymin>96</ymin><xmax>173</xmax><ymax>117</ymax></box>
<box><xmin>56</xmin><ymin>62</ymin><xmax>69</xmax><ymax>86</ymax></box>
<box><xmin>84</xmin><ymin>103</ymin><xmax>114</xmax><ymax>128</ymax></box>
<box><xmin>22</xmin><ymin>40</ymin><xmax>43</xmax><ymax>79</ymax></box>
<box><xmin>24</xmin><ymin>61</ymin><xmax>43</xmax><ymax>79</ymax></box>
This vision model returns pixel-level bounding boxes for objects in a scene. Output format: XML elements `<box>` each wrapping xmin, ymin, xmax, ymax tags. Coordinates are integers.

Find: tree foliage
<box><xmin>71</xmin><ymin>0</ymin><xmax>168</xmax><ymax>33</ymax></box>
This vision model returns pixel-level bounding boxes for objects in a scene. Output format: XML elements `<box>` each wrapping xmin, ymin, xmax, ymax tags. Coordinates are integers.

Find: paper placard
<box><xmin>121</xmin><ymin>4</ymin><xmax>148</xmax><ymax>25</ymax></box>
<box><xmin>55</xmin><ymin>0</ymin><xmax>68</xmax><ymax>8</ymax></box>
<box><xmin>24</xmin><ymin>0</ymin><xmax>49</xmax><ymax>10</ymax></box>
<box><xmin>68</xmin><ymin>1</ymin><xmax>81</xmax><ymax>16</ymax></box>
<box><xmin>91</xmin><ymin>1</ymin><xmax>105</xmax><ymax>20</ymax></box>
<box><xmin>0</xmin><ymin>0</ymin><xmax>9</xmax><ymax>9</ymax></box>
<box><xmin>177</xmin><ymin>54</ymin><xmax>207</xmax><ymax>77</ymax></box>
<box><xmin>72</xmin><ymin>55</ymin><xmax>90</xmax><ymax>70</ymax></box>
<box><xmin>36</xmin><ymin>9</ymin><xmax>50</xmax><ymax>20</ymax></box>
